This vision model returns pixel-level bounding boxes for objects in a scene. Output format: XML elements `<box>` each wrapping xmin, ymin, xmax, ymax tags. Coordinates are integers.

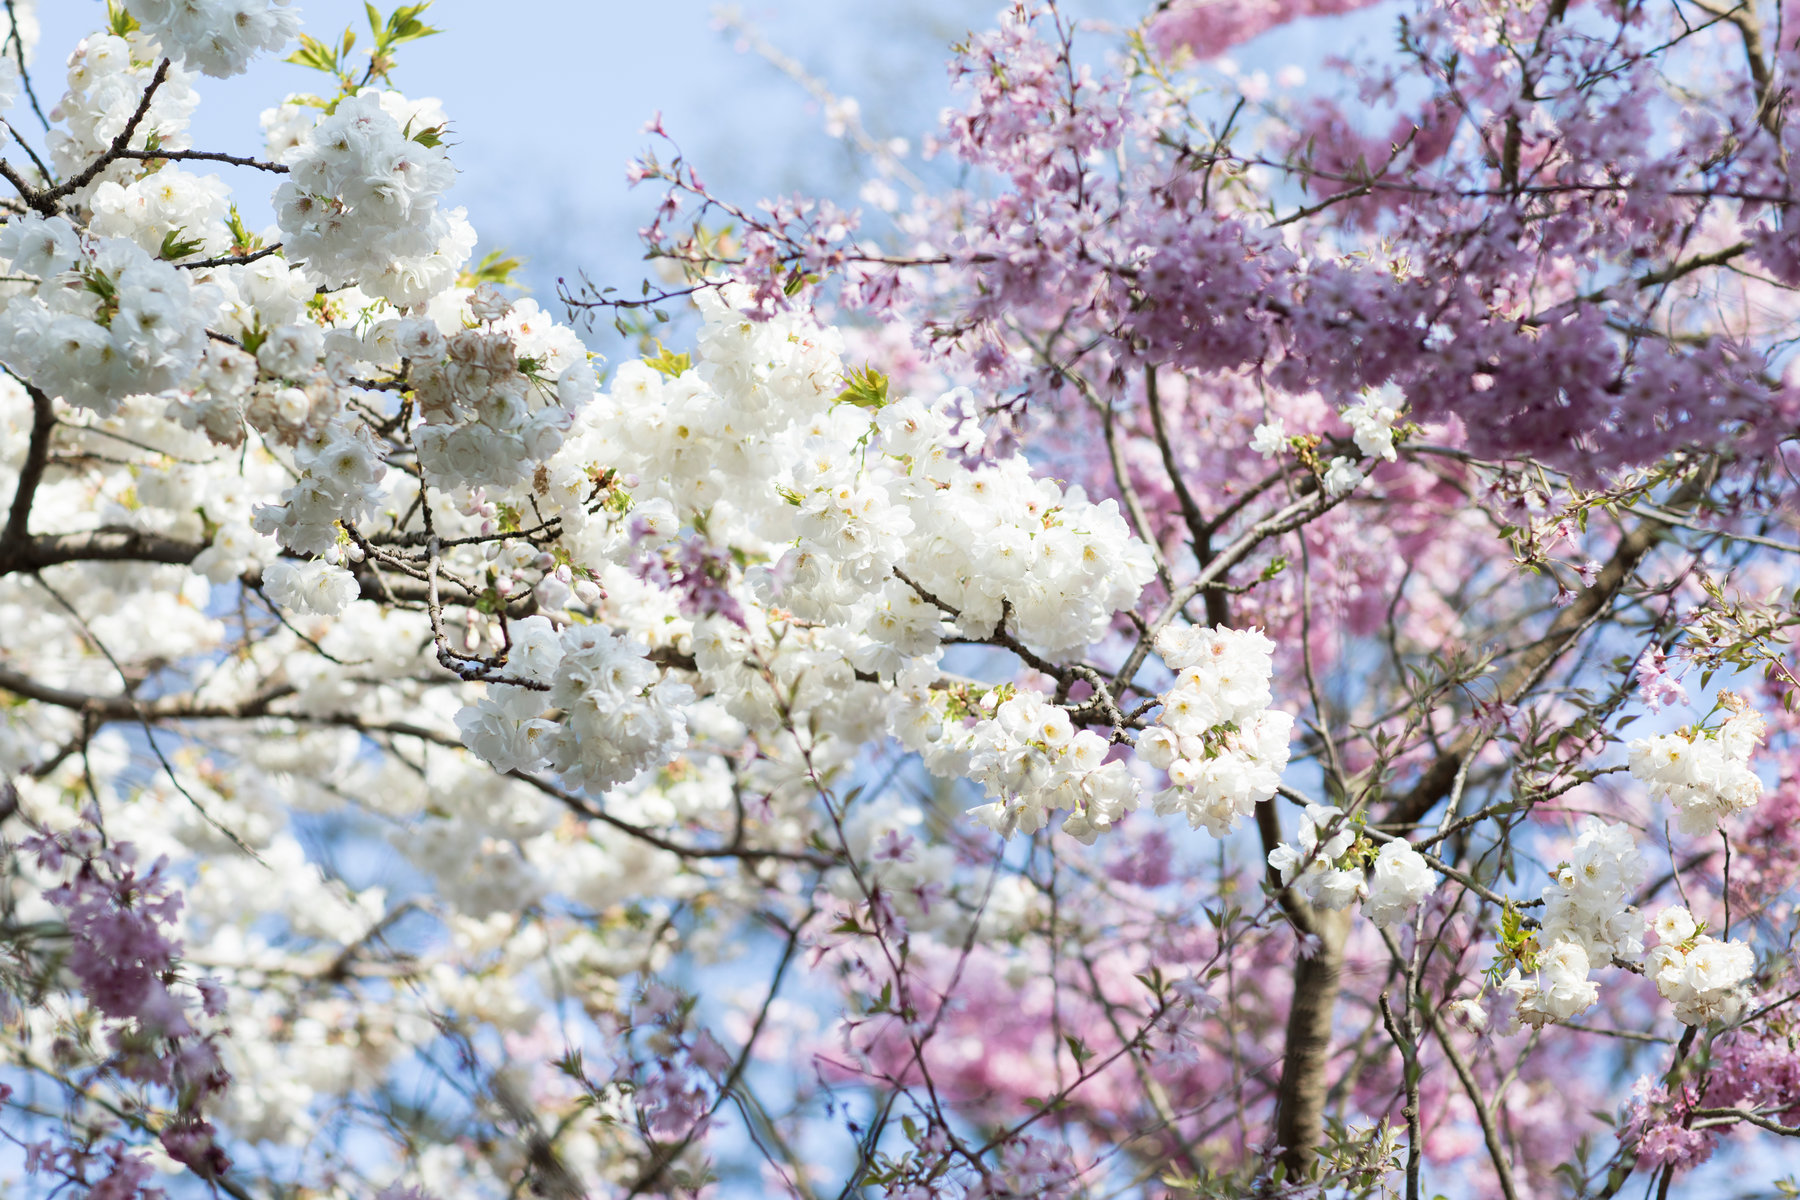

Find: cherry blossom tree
<box><xmin>2</xmin><ymin>0</ymin><xmax>1800</xmax><ymax>1198</ymax></box>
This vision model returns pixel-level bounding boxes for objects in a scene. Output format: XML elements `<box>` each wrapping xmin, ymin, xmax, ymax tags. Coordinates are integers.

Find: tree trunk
<box><xmin>1273</xmin><ymin>904</ymin><xmax>1351</xmax><ymax>1182</ymax></box>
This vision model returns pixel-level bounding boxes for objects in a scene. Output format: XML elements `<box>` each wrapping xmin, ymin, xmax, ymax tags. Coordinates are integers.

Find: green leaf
<box><xmin>643</xmin><ymin>340</ymin><xmax>692</xmax><ymax>379</ymax></box>
<box><xmin>106</xmin><ymin>1</ymin><xmax>140</xmax><ymax>36</ymax></box>
<box><xmin>782</xmin><ymin>269</ymin><xmax>821</xmax><ymax>297</ymax></box>
<box><xmin>157</xmin><ymin>227</ymin><xmax>207</xmax><ymax>262</ymax></box>
<box><xmin>836</xmin><ymin>365</ymin><xmax>890</xmax><ymax>410</ymax></box>
<box><xmin>379</xmin><ymin>2</ymin><xmax>442</xmax><ymax>49</ymax></box>
<box><xmin>285</xmin><ymin>31</ymin><xmax>343</xmax><ymax>74</ymax></box>
<box><xmin>456</xmin><ymin>249</ymin><xmax>523</xmax><ymax>290</ymax></box>
<box><xmin>225</xmin><ymin>205</ymin><xmax>264</xmax><ymax>255</ymax></box>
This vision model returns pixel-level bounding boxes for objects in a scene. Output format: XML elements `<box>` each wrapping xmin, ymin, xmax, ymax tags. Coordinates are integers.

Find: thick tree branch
<box><xmin>0</xmin><ymin>378</ymin><xmax>53</xmax><ymax>562</ymax></box>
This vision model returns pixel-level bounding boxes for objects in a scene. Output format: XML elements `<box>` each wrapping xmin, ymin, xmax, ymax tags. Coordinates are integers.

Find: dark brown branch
<box><xmin>112</xmin><ymin>148</ymin><xmax>289</xmax><ymax>174</ymax></box>
<box><xmin>3</xmin><ymin>528</ymin><xmax>203</xmax><ymax>574</ymax></box>
<box><xmin>180</xmin><ymin>244</ymin><xmax>284</xmax><ymax>271</ymax></box>
<box><xmin>509</xmin><ymin>772</ymin><xmax>837</xmax><ymax>868</ymax></box>
<box><xmin>0</xmin><ymin>379</ymin><xmax>53</xmax><ymax>563</ymax></box>
<box><xmin>36</xmin><ymin>59</ymin><xmax>171</xmax><ymax>212</ymax></box>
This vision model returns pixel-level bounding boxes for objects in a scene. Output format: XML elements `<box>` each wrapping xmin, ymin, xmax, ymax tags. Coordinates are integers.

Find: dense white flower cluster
<box><xmin>1363</xmin><ymin>839</ymin><xmax>1437</xmax><ymax>927</ymax></box>
<box><xmin>1267</xmin><ymin>803</ymin><xmax>1365</xmax><ymax>910</ymax></box>
<box><xmin>90</xmin><ymin>165</ymin><xmax>233</xmax><ymax>259</ymax></box>
<box><xmin>123</xmin><ymin>0</ymin><xmax>299</xmax><ymax>77</ymax></box>
<box><xmin>48</xmin><ymin>32</ymin><xmax>199</xmax><ymax>181</ymax></box>
<box><xmin>0</xmin><ymin>220</ymin><xmax>217</xmax><ymax>415</ymax></box>
<box><xmin>251</xmin><ymin>418</ymin><xmax>386</xmax><ymax>554</ymax></box>
<box><xmin>1628</xmin><ymin>696</ymin><xmax>1765</xmax><ymax>835</ymax></box>
<box><xmin>882</xmin><ymin>426</ymin><xmax>1156</xmax><ymax>661</ymax></box>
<box><xmin>1498</xmin><ymin>819</ymin><xmax>1647</xmax><ymax>1028</ymax></box>
<box><xmin>1539</xmin><ymin>818</ymin><xmax>1648</xmax><ymax>966</ymax></box>
<box><xmin>262</xmin><ymin>557</ymin><xmax>358</xmax><ymax>615</ymax></box>
<box><xmin>410</xmin><ymin>296</ymin><xmax>589</xmax><ymax>489</ymax></box>
<box><xmin>1503</xmin><ymin>939</ymin><xmax>1600</xmax><ymax>1028</ymax></box>
<box><xmin>958</xmin><ymin>690</ymin><xmax>1140</xmax><ymax>843</ymax></box>
<box><xmin>1137</xmin><ymin>624</ymin><xmax>1292</xmax><ymax>835</ymax></box>
<box><xmin>471</xmin><ymin>285</ymin><xmax>1165</xmax><ymax>845</ymax></box>
<box><xmin>1645</xmin><ymin>906</ymin><xmax>1756</xmax><ymax>1025</ymax></box>
<box><xmin>274</xmin><ymin>91</ymin><xmax>472</xmax><ymax>304</ymax></box>
<box><xmin>457</xmin><ymin>617</ymin><xmax>694</xmax><ymax>794</ymax></box>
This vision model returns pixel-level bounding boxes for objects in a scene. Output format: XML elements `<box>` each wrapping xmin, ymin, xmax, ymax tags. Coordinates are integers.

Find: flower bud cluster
<box><xmin>1137</xmin><ymin>624</ymin><xmax>1292</xmax><ymax>835</ymax></box>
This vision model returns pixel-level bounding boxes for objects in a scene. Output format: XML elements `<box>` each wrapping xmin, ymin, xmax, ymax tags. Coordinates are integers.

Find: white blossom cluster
<box><xmin>958</xmin><ymin>690</ymin><xmax>1140</xmax><ymax>843</ymax></box>
<box><xmin>1503</xmin><ymin>939</ymin><xmax>1600</xmax><ymax>1028</ymax></box>
<box><xmin>1250</xmin><ymin>386</ymin><xmax>1403</xmax><ymax>497</ymax></box>
<box><xmin>1363</xmin><ymin>839</ymin><xmax>1437</xmax><ymax>927</ymax></box>
<box><xmin>457</xmin><ymin>617</ymin><xmax>694</xmax><ymax>794</ymax></box>
<box><xmin>274</xmin><ymin>90</ymin><xmax>474</xmax><ymax>305</ymax></box>
<box><xmin>0</xmin><ymin>218</ymin><xmax>217</xmax><ymax>415</ymax></box>
<box><xmin>1627</xmin><ymin>697</ymin><xmax>1765</xmax><ymax>835</ymax></box>
<box><xmin>1323</xmin><ymin>390</ymin><xmax>1402</xmax><ymax>496</ymax></box>
<box><xmin>1538</xmin><ymin>818</ymin><xmax>1648</xmax><ymax>965</ymax></box>
<box><xmin>1501</xmin><ymin>819</ymin><xmax>1647</xmax><ymax>1027</ymax></box>
<box><xmin>251</xmin><ymin>417</ymin><xmax>387</xmax><ymax>554</ymax></box>
<box><xmin>881</xmin><ymin>422</ymin><xmax>1156</xmax><ymax>661</ymax></box>
<box><xmin>123</xmin><ymin>0</ymin><xmax>300</xmax><ymax>77</ymax></box>
<box><xmin>1137</xmin><ymin>624</ymin><xmax>1292</xmax><ymax>835</ymax></box>
<box><xmin>47</xmin><ymin>32</ymin><xmax>199</xmax><ymax>181</ymax></box>
<box><xmin>1645</xmin><ymin>905</ymin><xmax>1756</xmax><ymax>1026</ymax></box>
<box><xmin>1343</xmin><ymin>387</ymin><xmax>1403</xmax><ymax>463</ymax></box>
<box><xmin>1267</xmin><ymin>803</ymin><xmax>1365</xmax><ymax>910</ymax></box>
<box><xmin>90</xmin><ymin>165</ymin><xmax>233</xmax><ymax>259</ymax></box>
<box><xmin>409</xmin><ymin>295</ymin><xmax>589</xmax><ymax>489</ymax></box>
<box><xmin>1265</xmin><ymin>816</ymin><xmax>1435</xmax><ymax>927</ymax></box>
<box><xmin>262</xmin><ymin>557</ymin><xmax>359</xmax><ymax>615</ymax></box>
